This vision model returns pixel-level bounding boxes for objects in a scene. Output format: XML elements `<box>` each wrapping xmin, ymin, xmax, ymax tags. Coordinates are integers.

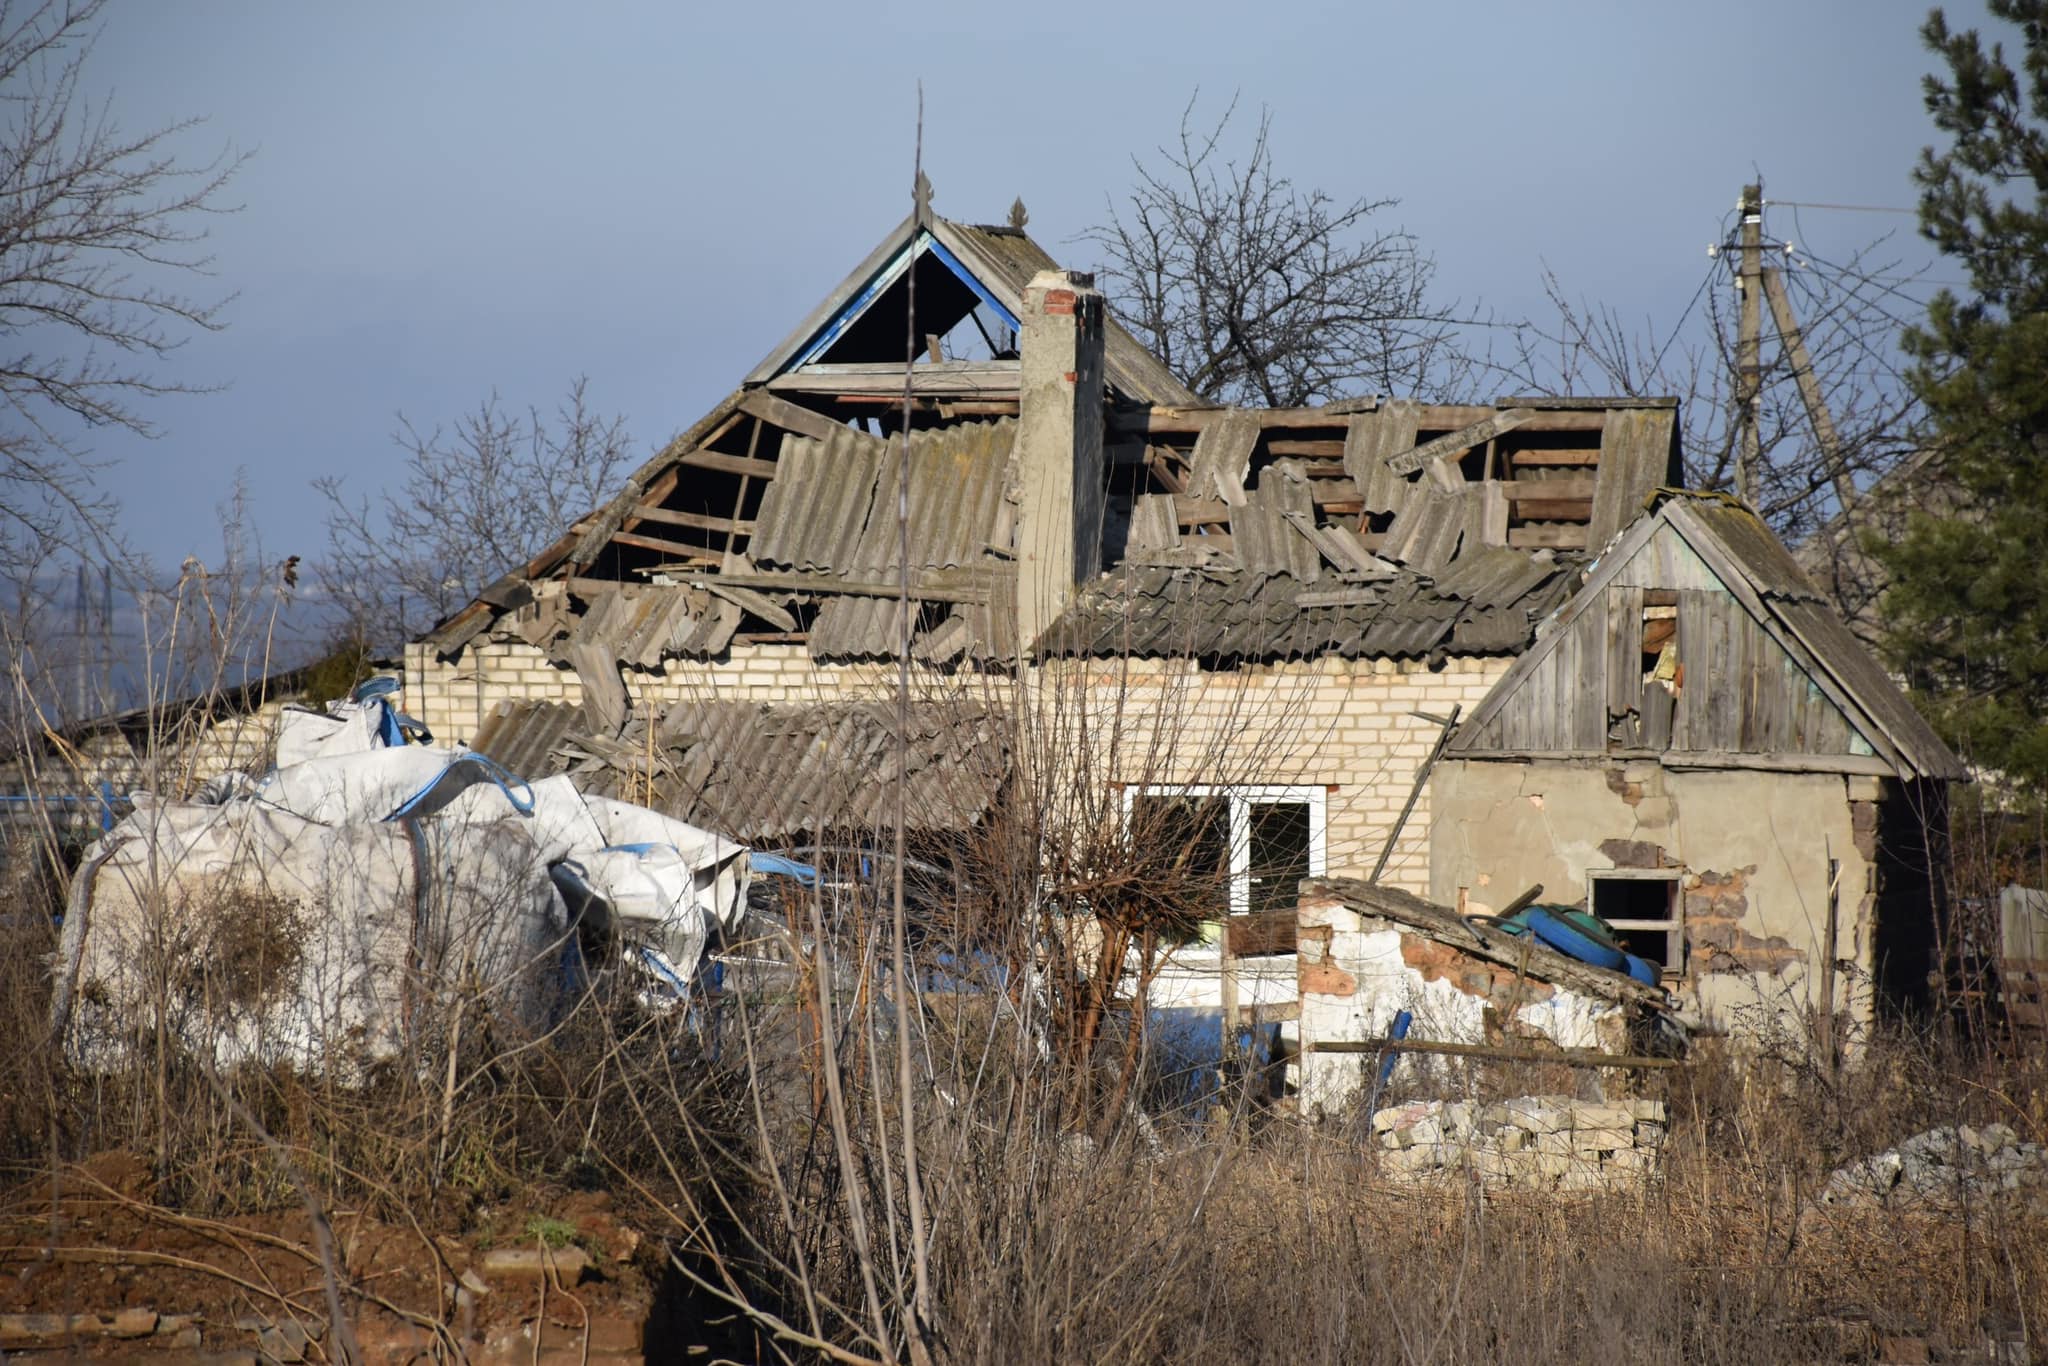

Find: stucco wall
<box><xmin>405</xmin><ymin>638</ymin><xmax>1510</xmax><ymax>894</ymax></box>
<box><xmin>1292</xmin><ymin>886</ymin><xmax>1629</xmax><ymax>1115</ymax></box>
<box><xmin>1429</xmin><ymin>757</ymin><xmax>1879</xmax><ymax>1033</ymax></box>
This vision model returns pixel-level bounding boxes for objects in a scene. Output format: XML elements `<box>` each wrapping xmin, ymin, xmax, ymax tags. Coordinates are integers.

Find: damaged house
<box><xmin>405</xmin><ymin>199</ymin><xmax>1964</xmax><ymax>1066</ymax></box>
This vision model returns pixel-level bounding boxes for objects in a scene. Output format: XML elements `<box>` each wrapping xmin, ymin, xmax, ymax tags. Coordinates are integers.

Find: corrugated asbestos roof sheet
<box><xmin>751</xmin><ymin>418</ymin><xmax>1014</xmax><ymax>581</ymax></box>
<box><xmin>1230</xmin><ymin>463</ymin><xmax>1321</xmax><ymax>581</ymax></box>
<box><xmin>1041</xmin><ymin>548</ymin><xmax>1572</xmax><ymax>663</ymax></box>
<box><xmin>750</xmin><ymin>426</ymin><xmax>885</xmax><ymax>572</ymax></box>
<box><xmin>653</xmin><ymin>700</ymin><xmax>1007</xmax><ymax>840</ymax></box>
<box><xmin>1343</xmin><ymin>400</ymin><xmax>1420</xmax><ymax>517</ymax></box>
<box><xmin>809</xmin><ymin>594</ymin><xmax>908</xmax><ymax>659</ymax></box>
<box><xmin>471</xmin><ymin>700</ymin><xmax>587</xmax><ymax>783</ymax></box>
<box><xmin>571</xmin><ymin>587</ymin><xmax>740</xmax><ymax>666</ymax></box>
<box><xmin>466</xmin><ymin>698</ymin><xmax>1008</xmax><ymax>841</ymax></box>
<box><xmin>849</xmin><ymin>419</ymin><xmax>1017</xmax><ymax>573</ymax></box>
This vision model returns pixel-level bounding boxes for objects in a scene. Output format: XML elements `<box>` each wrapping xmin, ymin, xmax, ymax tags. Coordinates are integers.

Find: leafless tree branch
<box><xmin>315</xmin><ymin>377</ymin><xmax>634</xmax><ymax>647</ymax></box>
<box><xmin>1087</xmin><ymin>94</ymin><xmax>1471</xmax><ymax>408</ymax></box>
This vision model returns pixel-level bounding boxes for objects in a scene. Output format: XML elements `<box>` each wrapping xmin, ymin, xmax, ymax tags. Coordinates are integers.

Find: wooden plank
<box><xmin>1384</xmin><ymin>408</ymin><xmax>1533</xmax><ymax>476</ymax></box>
<box><xmin>1674</xmin><ymin>590</ymin><xmax>1710</xmax><ymax>749</ymax></box>
<box><xmin>793</xmin><ymin>360</ymin><xmax>1017</xmax><ymax>377</ymax></box>
<box><xmin>1507</xmin><ymin>525</ymin><xmax>1588</xmax><ymax>550</ymax></box>
<box><xmin>1606</xmin><ymin>585</ymin><xmax>1643</xmax><ymax>746</ymax></box>
<box><xmin>767</xmin><ymin>361</ymin><xmax>1020</xmax><ymax>397</ymax></box>
<box><xmin>1264</xmin><ymin>440</ymin><xmax>1347</xmax><ymax>458</ymax></box>
<box><xmin>1711</xmin><ymin>595</ymin><xmax>1740</xmax><ymax>750</ymax></box>
<box><xmin>611</xmin><ymin>529</ymin><xmax>719</xmax><ymax>558</ymax></box>
<box><xmin>631</xmin><ymin>506</ymin><xmax>756</xmax><ymax>536</ymax></box>
<box><xmin>1571</xmin><ymin>611</ymin><xmax>1605</xmax><ymax>749</ymax></box>
<box><xmin>1502</xmin><ymin>476</ymin><xmax>1598</xmax><ymax>499</ymax></box>
<box><xmin>1512</xmin><ymin>497</ymin><xmax>1593</xmax><ymax>521</ymax></box>
<box><xmin>671</xmin><ymin>568</ymin><xmax>995</xmax><ymax>604</ymax></box>
<box><xmin>737</xmin><ymin>389</ymin><xmax>852</xmax><ymax>443</ymax></box>
<box><xmin>1111</xmin><ymin>404</ymin><xmax>1610</xmax><ymax>437</ymax></box>
<box><xmin>1480</xmin><ymin>480</ymin><xmax>1509</xmax><ymax>546</ymax></box>
<box><xmin>1305</xmin><ymin>1037</ymin><xmax>1682</xmax><ymax>1070</ymax></box>
<box><xmin>1505</xmin><ymin>447</ymin><xmax>1602</xmax><ymax>467</ymax></box>
<box><xmin>680</xmin><ymin>448</ymin><xmax>779</xmax><ymax>479</ymax></box>
<box><xmin>1447</xmin><ymin>747</ymin><xmax>1895</xmax><ymax>775</ymax></box>
<box><xmin>1173</xmin><ymin>496</ymin><xmax>1233</xmax><ymax>525</ymax></box>
<box><xmin>704</xmin><ymin>581</ymin><xmax>796</xmax><ymax>632</ymax></box>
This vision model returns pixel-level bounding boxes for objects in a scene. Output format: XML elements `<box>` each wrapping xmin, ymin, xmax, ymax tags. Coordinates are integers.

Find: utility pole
<box><xmin>1762</xmin><ymin>265</ymin><xmax>1855</xmax><ymax>514</ymax></box>
<box><xmin>1733</xmin><ymin>183</ymin><xmax>1763</xmax><ymax>502</ymax></box>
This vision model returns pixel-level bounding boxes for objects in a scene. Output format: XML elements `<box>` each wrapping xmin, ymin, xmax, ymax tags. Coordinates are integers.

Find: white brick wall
<box><xmin>405</xmin><ymin>639</ymin><xmax>1509</xmax><ymax>896</ymax></box>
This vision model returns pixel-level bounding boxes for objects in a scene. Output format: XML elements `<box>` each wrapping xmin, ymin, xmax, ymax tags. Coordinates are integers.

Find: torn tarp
<box><xmin>51</xmin><ymin>743</ymin><xmax>750</xmax><ymax>1077</ymax></box>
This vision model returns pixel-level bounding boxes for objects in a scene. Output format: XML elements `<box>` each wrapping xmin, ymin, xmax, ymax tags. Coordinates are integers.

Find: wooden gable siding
<box><xmin>1462</xmin><ymin>525</ymin><xmax>1867</xmax><ymax>759</ymax></box>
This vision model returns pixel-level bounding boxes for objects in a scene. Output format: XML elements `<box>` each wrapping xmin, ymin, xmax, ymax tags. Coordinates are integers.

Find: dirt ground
<box><xmin>0</xmin><ymin>1152</ymin><xmax>663</xmax><ymax>1363</ymax></box>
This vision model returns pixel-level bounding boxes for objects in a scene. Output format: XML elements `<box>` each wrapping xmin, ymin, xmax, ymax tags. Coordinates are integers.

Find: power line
<box><xmin>1650</xmin><ymin>259</ymin><xmax>1719</xmax><ymax>377</ymax></box>
<box><xmin>1768</xmin><ymin>198</ymin><xmax>1917</xmax><ymax>215</ymax></box>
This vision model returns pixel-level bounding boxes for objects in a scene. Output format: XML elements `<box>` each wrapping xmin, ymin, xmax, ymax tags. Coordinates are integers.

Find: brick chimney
<box><xmin>1012</xmin><ymin>269</ymin><xmax>1106</xmax><ymax>649</ymax></box>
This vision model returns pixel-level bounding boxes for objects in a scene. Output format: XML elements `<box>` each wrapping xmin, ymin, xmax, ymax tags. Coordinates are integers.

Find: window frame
<box><xmin>1123</xmin><ymin>784</ymin><xmax>1328</xmax><ymax>920</ymax></box>
<box><xmin>1587</xmin><ymin>868</ymin><xmax>1686</xmax><ymax>978</ymax></box>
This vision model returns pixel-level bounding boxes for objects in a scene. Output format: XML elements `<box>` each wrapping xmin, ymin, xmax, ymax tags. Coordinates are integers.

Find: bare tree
<box><xmin>1488</xmin><ymin>221</ymin><xmax>1928</xmax><ymax>552</ymax></box>
<box><xmin>1087</xmin><ymin>95</ymin><xmax>1468</xmax><ymax>408</ymax></box>
<box><xmin>0</xmin><ymin>0</ymin><xmax>242</xmax><ymax>564</ymax></box>
<box><xmin>316</xmin><ymin>377</ymin><xmax>634</xmax><ymax>647</ymax></box>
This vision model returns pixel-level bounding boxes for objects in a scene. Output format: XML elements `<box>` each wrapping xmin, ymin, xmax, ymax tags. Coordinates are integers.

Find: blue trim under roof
<box><xmin>788</xmin><ymin>231</ymin><xmax>1019</xmax><ymax>370</ymax></box>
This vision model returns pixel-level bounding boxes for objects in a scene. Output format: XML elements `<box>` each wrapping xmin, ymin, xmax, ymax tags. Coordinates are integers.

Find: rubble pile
<box><xmin>1821</xmin><ymin>1124</ymin><xmax>2047</xmax><ymax>1206</ymax></box>
<box><xmin>1371</xmin><ymin>1095</ymin><xmax>1667</xmax><ymax>1190</ymax></box>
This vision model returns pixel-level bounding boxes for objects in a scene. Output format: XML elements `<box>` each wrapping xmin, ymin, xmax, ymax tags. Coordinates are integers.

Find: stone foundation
<box><xmin>1371</xmin><ymin>1095</ymin><xmax>1668</xmax><ymax>1189</ymax></box>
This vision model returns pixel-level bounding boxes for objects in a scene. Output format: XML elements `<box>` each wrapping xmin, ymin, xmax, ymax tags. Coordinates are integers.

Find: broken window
<box><xmin>1126</xmin><ymin>785</ymin><xmax>1326</xmax><ymax>949</ymax></box>
<box><xmin>1589</xmin><ymin>870</ymin><xmax>1684</xmax><ymax>977</ymax></box>
<box><xmin>1639</xmin><ymin>589</ymin><xmax>1680</xmax><ymax>748</ymax></box>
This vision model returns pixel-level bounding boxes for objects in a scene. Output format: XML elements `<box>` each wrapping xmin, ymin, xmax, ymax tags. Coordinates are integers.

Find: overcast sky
<box><xmin>71</xmin><ymin>0</ymin><xmax>1966</xmax><ymax>576</ymax></box>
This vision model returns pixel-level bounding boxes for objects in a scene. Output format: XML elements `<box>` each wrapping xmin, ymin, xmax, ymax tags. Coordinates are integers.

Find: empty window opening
<box><xmin>1642</xmin><ymin>590</ymin><xmax>1680</xmax><ymax>693</ymax></box>
<box><xmin>1126</xmin><ymin>786</ymin><xmax>1327</xmax><ymax>951</ymax></box>
<box><xmin>1128</xmin><ymin>794</ymin><xmax>1230</xmax><ymax>928</ymax></box>
<box><xmin>1590</xmin><ymin>871</ymin><xmax>1684</xmax><ymax>977</ymax></box>
<box><xmin>1248</xmin><ymin>800</ymin><xmax>1313</xmax><ymax>914</ymax></box>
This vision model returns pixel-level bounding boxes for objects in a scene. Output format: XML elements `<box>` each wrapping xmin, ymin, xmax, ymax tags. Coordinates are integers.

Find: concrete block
<box><xmin>1382</xmin><ymin>1144</ymin><xmax>1445</xmax><ymax>1175</ymax></box>
<box><xmin>1505</xmin><ymin>1097</ymin><xmax>1564</xmax><ymax>1133</ymax></box>
<box><xmin>1569</xmin><ymin>1127</ymin><xmax>1634</xmax><ymax>1154</ymax></box>
<box><xmin>1570</xmin><ymin>1102</ymin><xmax>1635</xmax><ymax>1130</ymax></box>
<box><xmin>1626</xmin><ymin>1098</ymin><xmax>1666</xmax><ymax>1123</ymax></box>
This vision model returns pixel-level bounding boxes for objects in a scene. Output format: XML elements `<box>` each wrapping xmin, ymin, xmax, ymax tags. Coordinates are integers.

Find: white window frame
<box><xmin>1122</xmin><ymin>784</ymin><xmax>1328</xmax><ymax>919</ymax></box>
<box><xmin>1587</xmin><ymin>868</ymin><xmax>1686</xmax><ymax>977</ymax></box>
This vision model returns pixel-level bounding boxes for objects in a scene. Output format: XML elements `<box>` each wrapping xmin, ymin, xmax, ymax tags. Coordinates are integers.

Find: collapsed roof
<box><xmin>421</xmin><ymin>206</ymin><xmax>1683</xmax><ymax>673</ymax></box>
<box><xmin>473</xmin><ymin>698</ymin><xmax>1008</xmax><ymax>842</ymax></box>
